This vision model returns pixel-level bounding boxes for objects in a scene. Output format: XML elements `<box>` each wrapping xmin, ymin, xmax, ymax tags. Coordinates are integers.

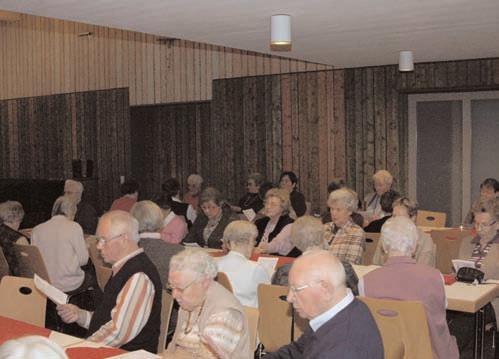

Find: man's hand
<box><xmin>57</xmin><ymin>303</ymin><xmax>83</xmax><ymax>324</ymax></box>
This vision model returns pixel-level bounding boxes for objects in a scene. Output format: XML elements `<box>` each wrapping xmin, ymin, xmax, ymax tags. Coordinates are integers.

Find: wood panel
<box><xmin>0</xmin><ymin>88</ymin><xmax>131</xmax><ymax>209</ymax></box>
<box><xmin>0</xmin><ymin>13</ymin><xmax>332</xmax><ymax>105</ymax></box>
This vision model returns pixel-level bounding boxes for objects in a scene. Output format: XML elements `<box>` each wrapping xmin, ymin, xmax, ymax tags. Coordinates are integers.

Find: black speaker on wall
<box><xmin>72</xmin><ymin>160</ymin><xmax>82</xmax><ymax>178</ymax></box>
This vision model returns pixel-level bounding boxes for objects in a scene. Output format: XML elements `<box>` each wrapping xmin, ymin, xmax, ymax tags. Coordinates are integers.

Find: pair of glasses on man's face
<box><xmin>96</xmin><ymin>233</ymin><xmax>124</xmax><ymax>246</ymax></box>
<box><xmin>166</xmin><ymin>278</ymin><xmax>198</xmax><ymax>294</ymax></box>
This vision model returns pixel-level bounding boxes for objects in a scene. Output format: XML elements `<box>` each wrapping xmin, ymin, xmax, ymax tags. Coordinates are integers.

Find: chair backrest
<box><xmin>217</xmin><ymin>272</ymin><xmax>234</xmax><ymax>293</ymax></box>
<box><xmin>13</xmin><ymin>244</ymin><xmax>51</xmax><ymax>282</ymax></box>
<box><xmin>257</xmin><ymin>284</ymin><xmax>293</xmax><ymax>352</ymax></box>
<box><xmin>243</xmin><ymin>306</ymin><xmax>259</xmax><ymax>351</ymax></box>
<box><xmin>0</xmin><ymin>276</ymin><xmax>47</xmax><ymax>326</ymax></box>
<box><xmin>416</xmin><ymin>210</ymin><xmax>447</xmax><ymax>228</ymax></box>
<box><xmin>158</xmin><ymin>290</ymin><xmax>175</xmax><ymax>354</ymax></box>
<box><xmin>95</xmin><ymin>264</ymin><xmax>113</xmax><ymax>291</ymax></box>
<box><xmin>359</xmin><ymin>296</ymin><xmax>433</xmax><ymax>359</ymax></box>
<box><xmin>0</xmin><ymin>250</ymin><xmax>9</xmax><ymax>280</ymax></box>
<box><xmin>431</xmin><ymin>228</ymin><xmax>471</xmax><ymax>274</ymax></box>
<box><xmin>362</xmin><ymin>233</ymin><xmax>380</xmax><ymax>265</ymax></box>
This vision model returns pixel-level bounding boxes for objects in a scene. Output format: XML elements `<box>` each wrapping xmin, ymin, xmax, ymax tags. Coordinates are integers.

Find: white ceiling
<box><xmin>1</xmin><ymin>0</ymin><xmax>499</xmax><ymax>68</ymax></box>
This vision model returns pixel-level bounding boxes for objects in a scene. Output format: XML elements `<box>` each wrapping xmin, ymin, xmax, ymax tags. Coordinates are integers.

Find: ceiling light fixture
<box><xmin>271</xmin><ymin>14</ymin><xmax>291</xmax><ymax>51</ymax></box>
<box><xmin>399</xmin><ymin>51</ymin><xmax>414</xmax><ymax>72</ymax></box>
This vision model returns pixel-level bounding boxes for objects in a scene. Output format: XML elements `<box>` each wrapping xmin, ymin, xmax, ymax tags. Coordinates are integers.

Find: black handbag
<box><xmin>456</xmin><ymin>267</ymin><xmax>485</xmax><ymax>284</ymax></box>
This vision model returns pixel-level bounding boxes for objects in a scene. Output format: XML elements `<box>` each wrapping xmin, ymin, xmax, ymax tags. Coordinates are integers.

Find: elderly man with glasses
<box><xmin>165</xmin><ymin>248</ymin><xmax>251</xmax><ymax>359</ymax></box>
<box><xmin>265</xmin><ymin>250</ymin><xmax>383</xmax><ymax>359</ymax></box>
<box><xmin>57</xmin><ymin>210</ymin><xmax>162</xmax><ymax>353</ymax></box>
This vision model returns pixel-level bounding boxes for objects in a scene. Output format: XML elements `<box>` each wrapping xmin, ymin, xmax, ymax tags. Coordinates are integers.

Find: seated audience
<box><xmin>155</xmin><ymin>193</ymin><xmax>188</xmax><ymax>244</ymax></box>
<box><xmin>230</xmin><ymin>172</ymin><xmax>265</xmax><ymax>216</ymax></box>
<box><xmin>255</xmin><ymin>189</ymin><xmax>295</xmax><ymax>256</ymax></box>
<box><xmin>279</xmin><ymin>171</ymin><xmax>307</xmax><ymax>218</ymax></box>
<box><xmin>216</xmin><ymin>221</ymin><xmax>270</xmax><ymax>308</ymax></box>
<box><xmin>166</xmin><ymin>249</ymin><xmax>251</xmax><ymax>358</ymax></box>
<box><xmin>0</xmin><ymin>201</ymin><xmax>29</xmax><ymax>276</ymax></box>
<box><xmin>31</xmin><ymin>196</ymin><xmax>91</xmax><ymax>293</ymax></box>
<box><xmin>0</xmin><ymin>335</ymin><xmax>68</xmax><ymax>359</ymax></box>
<box><xmin>130</xmin><ymin>200</ymin><xmax>183</xmax><ymax>289</ymax></box>
<box><xmin>64</xmin><ymin>179</ymin><xmax>99</xmax><ymax>235</ymax></box>
<box><xmin>183</xmin><ymin>173</ymin><xmax>203</xmax><ymax>211</ymax></box>
<box><xmin>324</xmin><ymin>188</ymin><xmax>365</xmax><ymax>264</ymax></box>
<box><xmin>363</xmin><ymin>170</ymin><xmax>394</xmax><ymax>223</ymax></box>
<box><xmin>183</xmin><ymin>187</ymin><xmax>238</xmax><ymax>248</ymax></box>
<box><xmin>110</xmin><ymin>180</ymin><xmax>139</xmax><ymax>212</ymax></box>
<box><xmin>372</xmin><ymin>197</ymin><xmax>435</xmax><ymax>267</ymax></box>
<box><xmin>162</xmin><ymin>178</ymin><xmax>197</xmax><ymax>226</ymax></box>
<box><xmin>265</xmin><ymin>250</ymin><xmax>383</xmax><ymax>358</ymax></box>
<box><xmin>458</xmin><ymin>199</ymin><xmax>498</xmax><ymax>322</ymax></box>
<box><xmin>359</xmin><ymin>216</ymin><xmax>459</xmax><ymax>359</ymax></box>
<box><xmin>363</xmin><ymin>189</ymin><xmax>400</xmax><ymax>232</ymax></box>
<box><xmin>464</xmin><ymin>177</ymin><xmax>498</xmax><ymax>225</ymax></box>
<box><xmin>57</xmin><ymin>211</ymin><xmax>162</xmax><ymax>352</ymax></box>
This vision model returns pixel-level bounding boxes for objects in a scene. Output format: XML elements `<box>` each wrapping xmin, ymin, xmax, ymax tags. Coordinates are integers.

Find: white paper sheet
<box><xmin>49</xmin><ymin>331</ymin><xmax>86</xmax><ymax>348</ymax></box>
<box><xmin>183</xmin><ymin>242</ymin><xmax>201</xmax><ymax>247</ymax></box>
<box><xmin>452</xmin><ymin>259</ymin><xmax>476</xmax><ymax>273</ymax></box>
<box><xmin>242</xmin><ymin>208</ymin><xmax>256</xmax><ymax>222</ymax></box>
<box><xmin>107</xmin><ymin>349</ymin><xmax>161</xmax><ymax>358</ymax></box>
<box><xmin>34</xmin><ymin>274</ymin><xmax>68</xmax><ymax>305</ymax></box>
<box><xmin>257</xmin><ymin>256</ymin><xmax>279</xmax><ymax>277</ymax></box>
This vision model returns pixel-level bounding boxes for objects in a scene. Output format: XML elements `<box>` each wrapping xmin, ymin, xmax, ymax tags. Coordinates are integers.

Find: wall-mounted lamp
<box><xmin>271</xmin><ymin>14</ymin><xmax>291</xmax><ymax>51</ymax></box>
<box><xmin>399</xmin><ymin>51</ymin><xmax>414</xmax><ymax>72</ymax></box>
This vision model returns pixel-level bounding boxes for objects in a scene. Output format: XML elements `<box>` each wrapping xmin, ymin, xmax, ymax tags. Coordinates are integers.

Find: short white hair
<box><xmin>187</xmin><ymin>174</ymin><xmax>203</xmax><ymax>186</ymax></box>
<box><xmin>51</xmin><ymin>196</ymin><xmax>77</xmax><ymax>219</ymax></box>
<box><xmin>299</xmin><ymin>249</ymin><xmax>346</xmax><ymax>289</ymax></box>
<box><xmin>373</xmin><ymin>170</ymin><xmax>393</xmax><ymax>185</ymax></box>
<box><xmin>169</xmin><ymin>248</ymin><xmax>218</xmax><ymax>279</ymax></box>
<box><xmin>223</xmin><ymin>220</ymin><xmax>258</xmax><ymax>247</ymax></box>
<box><xmin>0</xmin><ymin>335</ymin><xmax>68</xmax><ymax>359</ymax></box>
<box><xmin>99</xmin><ymin>210</ymin><xmax>140</xmax><ymax>243</ymax></box>
<box><xmin>380</xmin><ymin>216</ymin><xmax>418</xmax><ymax>256</ymax></box>
<box><xmin>130</xmin><ymin>200</ymin><xmax>164</xmax><ymax>232</ymax></box>
<box><xmin>327</xmin><ymin>188</ymin><xmax>359</xmax><ymax>212</ymax></box>
<box><xmin>290</xmin><ymin>216</ymin><xmax>327</xmax><ymax>252</ymax></box>
<box><xmin>64</xmin><ymin>179</ymin><xmax>83</xmax><ymax>193</ymax></box>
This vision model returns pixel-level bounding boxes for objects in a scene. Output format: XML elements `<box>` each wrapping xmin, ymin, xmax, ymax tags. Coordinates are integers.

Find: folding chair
<box><xmin>158</xmin><ymin>290</ymin><xmax>175</xmax><ymax>354</ymax></box>
<box><xmin>13</xmin><ymin>243</ymin><xmax>50</xmax><ymax>282</ymax></box>
<box><xmin>362</xmin><ymin>232</ymin><xmax>380</xmax><ymax>265</ymax></box>
<box><xmin>244</xmin><ymin>306</ymin><xmax>259</xmax><ymax>352</ymax></box>
<box><xmin>431</xmin><ymin>228</ymin><xmax>471</xmax><ymax>274</ymax></box>
<box><xmin>416</xmin><ymin>210</ymin><xmax>447</xmax><ymax>228</ymax></box>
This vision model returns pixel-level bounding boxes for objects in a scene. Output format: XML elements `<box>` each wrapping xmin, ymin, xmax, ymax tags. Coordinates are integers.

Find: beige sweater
<box><xmin>166</xmin><ymin>281</ymin><xmax>251</xmax><ymax>359</ymax></box>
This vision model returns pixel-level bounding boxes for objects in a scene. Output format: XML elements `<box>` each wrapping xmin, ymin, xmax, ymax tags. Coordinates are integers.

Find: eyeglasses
<box><xmin>97</xmin><ymin>233</ymin><xmax>124</xmax><ymax>246</ymax></box>
<box><xmin>166</xmin><ymin>278</ymin><xmax>198</xmax><ymax>294</ymax></box>
<box><xmin>289</xmin><ymin>283</ymin><xmax>311</xmax><ymax>294</ymax></box>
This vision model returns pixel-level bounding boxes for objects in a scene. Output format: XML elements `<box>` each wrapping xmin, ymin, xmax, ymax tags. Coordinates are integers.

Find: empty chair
<box><xmin>216</xmin><ymin>271</ymin><xmax>234</xmax><ymax>293</ymax></box>
<box><xmin>416</xmin><ymin>210</ymin><xmax>447</xmax><ymax>228</ymax></box>
<box><xmin>13</xmin><ymin>243</ymin><xmax>50</xmax><ymax>282</ymax></box>
<box><xmin>362</xmin><ymin>232</ymin><xmax>380</xmax><ymax>265</ymax></box>
<box><xmin>158</xmin><ymin>290</ymin><xmax>174</xmax><ymax>354</ymax></box>
<box><xmin>0</xmin><ymin>276</ymin><xmax>47</xmax><ymax>326</ymax></box>
<box><xmin>431</xmin><ymin>228</ymin><xmax>472</xmax><ymax>274</ymax></box>
<box><xmin>359</xmin><ymin>297</ymin><xmax>433</xmax><ymax>359</ymax></box>
<box><xmin>244</xmin><ymin>306</ymin><xmax>259</xmax><ymax>352</ymax></box>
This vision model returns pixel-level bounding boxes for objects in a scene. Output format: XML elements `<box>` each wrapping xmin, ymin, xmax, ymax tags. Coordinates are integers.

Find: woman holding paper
<box><xmin>230</xmin><ymin>173</ymin><xmax>265</xmax><ymax>219</ymax></box>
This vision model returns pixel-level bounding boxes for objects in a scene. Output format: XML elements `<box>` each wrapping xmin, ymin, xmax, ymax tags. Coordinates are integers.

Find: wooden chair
<box><xmin>0</xmin><ymin>250</ymin><xmax>9</xmax><ymax>280</ymax></box>
<box><xmin>244</xmin><ymin>306</ymin><xmax>259</xmax><ymax>351</ymax></box>
<box><xmin>158</xmin><ymin>290</ymin><xmax>175</xmax><ymax>354</ymax></box>
<box><xmin>362</xmin><ymin>232</ymin><xmax>380</xmax><ymax>266</ymax></box>
<box><xmin>217</xmin><ymin>272</ymin><xmax>234</xmax><ymax>293</ymax></box>
<box><xmin>359</xmin><ymin>297</ymin><xmax>433</xmax><ymax>359</ymax></box>
<box><xmin>431</xmin><ymin>228</ymin><xmax>472</xmax><ymax>274</ymax></box>
<box><xmin>0</xmin><ymin>276</ymin><xmax>46</xmax><ymax>327</ymax></box>
<box><xmin>13</xmin><ymin>244</ymin><xmax>51</xmax><ymax>282</ymax></box>
<box><xmin>416</xmin><ymin>210</ymin><xmax>447</xmax><ymax>228</ymax></box>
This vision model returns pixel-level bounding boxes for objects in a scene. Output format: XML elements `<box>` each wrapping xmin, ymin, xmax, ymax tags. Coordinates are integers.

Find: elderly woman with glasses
<box><xmin>363</xmin><ymin>170</ymin><xmax>394</xmax><ymax>223</ymax></box>
<box><xmin>372</xmin><ymin>197</ymin><xmax>436</xmax><ymax>267</ymax></box>
<box><xmin>325</xmin><ymin>188</ymin><xmax>365</xmax><ymax>264</ymax></box>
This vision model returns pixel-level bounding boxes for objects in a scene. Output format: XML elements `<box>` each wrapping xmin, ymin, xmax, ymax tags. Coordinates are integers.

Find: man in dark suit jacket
<box><xmin>264</xmin><ymin>250</ymin><xmax>383</xmax><ymax>359</ymax></box>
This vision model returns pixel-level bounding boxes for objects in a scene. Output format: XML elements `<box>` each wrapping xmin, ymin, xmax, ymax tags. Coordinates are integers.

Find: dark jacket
<box><xmin>255</xmin><ymin>214</ymin><xmax>294</xmax><ymax>246</ymax></box>
<box><xmin>364</xmin><ymin>215</ymin><xmax>391</xmax><ymax>233</ymax></box>
<box><xmin>0</xmin><ymin>224</ymin><xmax>27</xmax><ymax>276</ymax></box>
<box><xmin>290</xmin><ymin>190</ymin><xmax>307</xmax><ymax>217</ymax></box>
<box><xmin>263</xmin><ymin>298</ymin><xmax>383</xmax><ymax>359</ymax></box>
<box><xmin>183</xmin><ymin>209</ymin><xmax>238</xmax><ymax>249</ymax></box>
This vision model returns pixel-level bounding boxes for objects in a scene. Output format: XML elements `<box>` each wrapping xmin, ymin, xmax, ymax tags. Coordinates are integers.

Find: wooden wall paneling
<box><xmin>306</xmin><ymin>71</ymin><xmax>320</xmax><ymax>213</ymax></box>
<box><xmin>254</xmin><ymin>76</ymin><xmax>268</xmax><ymax>179</ymax></box>
<box><xmin>317</xmin><ymin>71</ymin><xmax>329</xmax><ymax>211</ymax></box>
<box><xmin>280</xmin><ymin>74</ymin><xmax>293</xmax><ymax>171</ymax></box>
<box><xmin>263</xmin><ymin>76</ymin><xmax>274</xmax><ymax>181</ymax></box>
<box><xmin>297</xmin><ymin>72</ymin><xmax>309</xmax><ymax>194</ymax></box>
<box><xmin>290</xmin><ymin>73</ymin><xmax>300</xmax><ymax>173</ymax></box>
<box><xmin>493</xmin><ymin>59</ymin><xmax>499</xmax><ymax>84</ymax></box>
<box><xmin>363</xmin><ymin>68</ymin><xmax>375</xmax><ymax>194</ymax></box>
<box><xmin>332</xmin><ymin>70</ymin><xmax>346</xmax><ymax>180</ymax></box>
<box><xmin>270</xmin><ymin>75</ymin><xmax>283</xmax><ymax>187</ymax></box>
<box><xmin>373</xmin><ymin>67</ymin><xmax>387</xmax><ymax>171</ymax></box>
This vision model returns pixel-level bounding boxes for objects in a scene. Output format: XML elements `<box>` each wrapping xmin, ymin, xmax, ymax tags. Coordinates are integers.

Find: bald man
<box><xmin>264</xmin><ymin>250</ymin><xmax>383</xmax><ymax>359</ymax></box>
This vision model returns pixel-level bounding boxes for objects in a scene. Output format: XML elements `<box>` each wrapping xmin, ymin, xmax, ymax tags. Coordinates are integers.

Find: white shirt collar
<box><xmin>112</xmin><ymin>248</ymin><xmax>144</xmax><ymax>274</ymax></box>
<box><xmin>139</xmin><ymin>232</ymin><xmax>161</xmax><ymax>239</ymax></box>
<box><xmin>309</xmin><ymin>288</ymin><xmax>355</xmax><ymax>332</ymax></box>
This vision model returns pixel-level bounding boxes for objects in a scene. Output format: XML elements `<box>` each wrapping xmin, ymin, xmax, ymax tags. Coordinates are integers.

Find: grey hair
<box><xmin>130</xmin><ymin>200</ymin><xmax>164</xmax><ymax>232</ymax></box>
<box><xmin>373</xmin><ymin>170</ymin><xmax>393</xmax><ymax>185</ymax></box>
<box><xmin>223</xmin><ymin>220</ymin><xmax>258</xmax><ymax>247</ymax></box>
<box><xmin>187</xmin><ymin>174</ymin><xmax>203</xmax><ymax>186</ymax></box>
<box><xmin>0</xmin><ymin>201</ymin><xmax>25</xmax><ymax>224</ymax></box>
<box><xmin>327</xmin><ymin>188</ymin><xmax>359</xmax><ymax>212</ymax></box>
<box><xmin>393</xmin><ymin>197</ymin><xmax>418</xmax><ymax>218</ymax></box>
<box><xmin>51</xmin><ymin>196</ymin><xmax>77</xmax><ymax>219</ymax></box>
<box><xmin>0</xmin><ymin>335</ymin><xmax>68</xmax><ymax>359</ymax></box>
<box><xmin>247</xmin><ymin>172</ymin><xmax>265</xmax><ymax>186</ymax></box>
<box><xmin>380</xmin><ymin>216</ymin><xmax>418</xmax><ymax>256</ymax></box>
<box><xmin>199</xmin><ymin>187</ymin><xmax>223</xmax><ymax>207</ymax></box>
<box><xmin>169</xmin><ymin>248</ymin><xmax>218</xmax><ymax>279</ymax></box>
<box><xmin>99</xmin><ymin>210</ymin><xmax>140</xmax><ymax>243</ymax></box>
<box><xmin>290</xmin><ymin>216</ymin><xmax>327</xmax><ymax>252</ymax></box>
<box><xmin>300</xmin><ymin>249</ymin><xmax>346</xmax><ymax>289</ymax></box>
<box><xmin>265</xmin><ymin>188</ymin><xmax>291</xmax><ymax>212</ymax></box>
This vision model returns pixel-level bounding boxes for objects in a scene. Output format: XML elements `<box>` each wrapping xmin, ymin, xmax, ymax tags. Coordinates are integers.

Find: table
<box><xmin>352</xmin><ymin>264</ymin><xmax>499</xmax><ymax>359</ymax></box>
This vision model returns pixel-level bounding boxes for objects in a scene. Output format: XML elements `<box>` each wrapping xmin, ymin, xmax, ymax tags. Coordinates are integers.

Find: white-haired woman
<box><xmin>217</xmin><ymin>221</ymin><xmax>270</xmax><ymax>307</ymax></box>
<box><xmin>130</xmin><ymin>200</ymin><xmax>183</xmax><ymax>289</ymax></box>
<box><xmin>325</xmin><ymin>189</ymin><xmax>365</xmax><ymax>264</ymax></box>
<box><xmin>0</xmin><ymin>335</ymin><xmax>68</xmax><ymax>359</ymax></box>
<box><xmin>183</xmin><ymin>174</ymin><xmax>203</xmax><ymax>211</ymax></box>
<box><xmin>364</xmin><ymin>170</ymin><xmax>394</xmax><ymax>222</ymax></box>
<box><xmin>372</xmin><ymin>197</ymin><xmax>435</xmax><ymax>267</ymax></box>
<box><xmin>360</xmin><ymin>216</ymin><xmax>459</xmax><ymax>359</ymax></box>
<box><xmin>166</xmin><ymin>249</ymin><xmax>251</xmax><ymax>359</ymax></box>
<box><xmin>0</xmin><ymin>201</ymin><xmax>29</xmax><ymax>276</ymax></box>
